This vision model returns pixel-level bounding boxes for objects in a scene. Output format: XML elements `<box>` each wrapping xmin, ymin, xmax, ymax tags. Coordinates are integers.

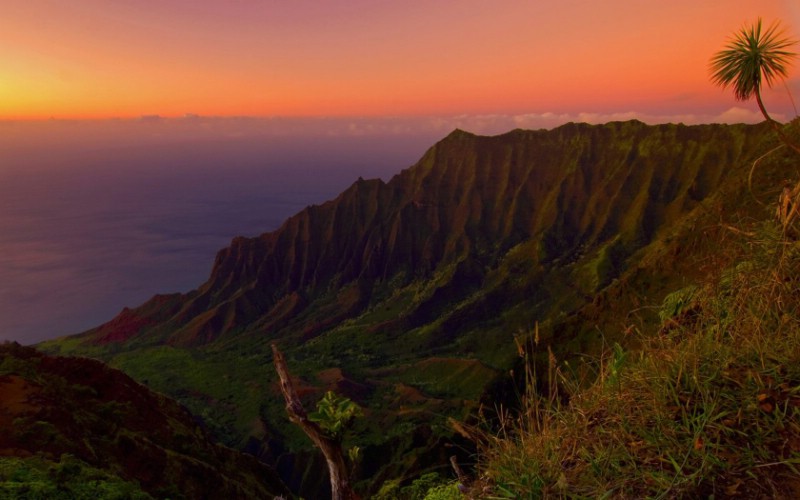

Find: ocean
<box><xmin>0</xmin><ymin>119</ymin><xmax>440</xmax><ymax>344</ymax></box>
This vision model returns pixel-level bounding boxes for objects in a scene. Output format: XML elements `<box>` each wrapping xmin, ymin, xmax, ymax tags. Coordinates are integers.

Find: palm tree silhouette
<box><xmin>710</xmin><ymin>18</ymin><xmax>799</xmax><ymax>153</ymax></box>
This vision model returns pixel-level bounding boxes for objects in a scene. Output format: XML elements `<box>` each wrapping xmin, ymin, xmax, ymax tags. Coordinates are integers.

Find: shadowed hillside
<box><xmin>41</xmin><ymin>120</ymin><xmax>781</xmax><ymax>496</ymax></box>
<box><xmin>0</xmin><ymin>342</ymin><xmax>288</xmax><ymax>499</ymax></box>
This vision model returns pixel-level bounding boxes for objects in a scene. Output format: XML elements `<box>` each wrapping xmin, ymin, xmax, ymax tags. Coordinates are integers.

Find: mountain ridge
<box><xmin>41</xmin><ymin>119</ymin><xmax>781</xmax><ymax>496</ymax></box>
<box><xmin>67</xmin><ymin>120</ymin><xmax>769</xmax><ymax>350</ymax></box>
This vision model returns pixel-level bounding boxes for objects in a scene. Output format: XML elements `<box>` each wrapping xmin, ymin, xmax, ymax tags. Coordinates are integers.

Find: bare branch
<box><xmin>271</xmin><ymin>343</ymin><xmax>359</xmax><ymax>500</ymax></box>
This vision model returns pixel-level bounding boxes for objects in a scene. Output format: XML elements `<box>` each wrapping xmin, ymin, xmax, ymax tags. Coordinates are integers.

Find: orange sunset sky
<box><xmin>1</xmin><ymin>0</ymin><xmax>799</xmax><ymax>123</ymax></box>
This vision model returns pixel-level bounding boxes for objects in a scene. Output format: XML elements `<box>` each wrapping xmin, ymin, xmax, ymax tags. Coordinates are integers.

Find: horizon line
<box><xmin>0</xmin><ymin>109</ymin><xmax>779</xmax><ymax>140</ymax></box>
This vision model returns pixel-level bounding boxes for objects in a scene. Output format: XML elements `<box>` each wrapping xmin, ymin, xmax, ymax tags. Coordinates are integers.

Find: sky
<box><xmin>1</xmin><ymin>0</ymin><xmax>799</xmax><ymax>126</ymax></box>
<box><xmin>2</xmin><ymin>0</ymin><xmax>800</xmax><ymax>344</ymax></box>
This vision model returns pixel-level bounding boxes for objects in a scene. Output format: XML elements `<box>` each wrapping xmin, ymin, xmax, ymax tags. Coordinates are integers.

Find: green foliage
<box><xmin>109</xmin><ymin>345</ymin><xmax>271</xmax><ymax>447</ymax></box>
<box><xmin>576</xmin><ymin>237</ymin><xmax>626</xmax><ymax>293</ymax></box>
<box><xmin>374</xmin><ymin>472</ymin><xmax>458</xmax><ymax>500</ymax></box>
<box><xmin>710</xmin><ymin>18</ymin><xmax>796</xmax><ymax>102</ymax></box>
<box><xmin>396</xmin><ymin>358</ymin><xmax>497</xmax><ymax>400</ymax></box>
<box><xmin>0</xmin><ymin>343</ymin><xmax>289</xmax><ymax>499</ymax></box>
<box><xmin>347</xmin><ymin>445</ymin><xmax>361</xmax><ymax>465</ymax></box>
<box><xmin>478</xmin><ymin>221</ymin><xmax>800</xmax><ymax>497</ymax></box>
<box><xmin>0</xmin><ymin>455</ymin><xmax>152</xmax><ymax>499</ymax></box>
<box><xmin>603</xmin><ymin>342</ymin><xmax>626</xmax><ymax>390</ymax></box>
<box><xmin>422</xmin><ymin>482</ymin><xmax>462</xmax><ymax>500</ymax></box>
<box><xmin>710</xmin><ymin>18</ymin><xmax>800</xmax><ymax>158</ymax></box>
<box><xmin>405</xmin><ymin>473</ymin><xmax>445</xmax><ymax>499</ymax></box>
<box><xmin>308</xmin><ymin>391</ymin><xmax>363</xmax><ymax>440</ymax></box>
<box><xmin>659</xmin><ymin>285</ymin><xmax>697</xmax><ymax>322</ymax></box>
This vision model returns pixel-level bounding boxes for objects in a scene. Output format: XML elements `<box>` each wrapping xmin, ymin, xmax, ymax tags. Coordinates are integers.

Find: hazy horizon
<box><xmin>0</xmin><ymin>121</ymin><xmax>444</xmax><ymax>345</ymax></box>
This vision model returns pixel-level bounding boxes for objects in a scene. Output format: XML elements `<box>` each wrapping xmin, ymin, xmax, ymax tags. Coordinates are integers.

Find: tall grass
<box><xmin>475</xmin><ymin>221</ymin><xmax>800</xmax><ymax>498</ymax></box>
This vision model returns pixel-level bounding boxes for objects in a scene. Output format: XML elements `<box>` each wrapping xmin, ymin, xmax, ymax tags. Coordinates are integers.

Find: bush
<box><xmin>476</xmin><ymin>221</ymin><xmax>800</xmax><ymax>498</ymax></box>
<box><xmin>0</xmin><ymin>455</ymin><xmax>152</xmax><ymax>500</ymax></box>
<box><xmin>374</xmin><ymin>472</ymin><xmax>460</xmax><ymax>500</ymax></box>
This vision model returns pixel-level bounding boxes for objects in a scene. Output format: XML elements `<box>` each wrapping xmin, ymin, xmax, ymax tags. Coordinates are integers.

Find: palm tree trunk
<box><xmin>756</xmin><ymin>90</ymin><xmax>800</xmax><ymax>155</ymax></box>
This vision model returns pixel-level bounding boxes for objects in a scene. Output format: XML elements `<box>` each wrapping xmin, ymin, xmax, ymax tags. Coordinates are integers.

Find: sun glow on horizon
<box><xmin>1</xmin><ymin>1</ymin><xmax>797</xmax><ymax>121</ymax></box>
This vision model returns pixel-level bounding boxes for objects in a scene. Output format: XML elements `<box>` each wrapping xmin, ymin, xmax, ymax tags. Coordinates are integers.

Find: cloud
<box><xmin>710</xmin><ymin>107</ymin><xmax>780</xmax><ymax>124</ymax></box>
<box><xmin>415</xmin><ymin>107</ymin><xmax>785</xmax><ymax>135</ymax></box>
<box><xmin>2</xmin><ymin>108</ymin><xmax>782</xmax><ymax>154</ymax></box>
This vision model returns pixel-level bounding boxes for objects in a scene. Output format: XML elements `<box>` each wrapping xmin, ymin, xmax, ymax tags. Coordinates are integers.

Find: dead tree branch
<box><xmin>271</xmin><ymin>342</ymin><xmax>358</xmax><ymax>500</ymax></box>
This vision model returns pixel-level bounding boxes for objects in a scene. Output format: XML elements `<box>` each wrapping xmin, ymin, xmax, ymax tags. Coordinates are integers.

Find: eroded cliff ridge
<box><xmin>43</xmin><ymin>120</ymin><xmax>780</xmax><ymax>496</ymax></box>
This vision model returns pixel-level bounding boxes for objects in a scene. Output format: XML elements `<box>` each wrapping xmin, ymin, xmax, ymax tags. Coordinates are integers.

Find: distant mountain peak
<box><xmin>443</xmin><ymin>128</ymin><xmax>477</xmax><ymax>140</ymax></box>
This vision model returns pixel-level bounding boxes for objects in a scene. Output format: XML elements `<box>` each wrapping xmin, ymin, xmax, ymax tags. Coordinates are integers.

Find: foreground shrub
<box><xmin>478</xmin><ymin>222</ymin><xmax>800</xmax><ymax>498</ymax></box>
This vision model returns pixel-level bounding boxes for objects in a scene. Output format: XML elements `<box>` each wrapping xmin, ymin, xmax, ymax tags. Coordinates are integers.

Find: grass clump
<box><xmin>475</xmin><ymin>221</ymin><xmax>800</xmax><ymax>498</ymax></box>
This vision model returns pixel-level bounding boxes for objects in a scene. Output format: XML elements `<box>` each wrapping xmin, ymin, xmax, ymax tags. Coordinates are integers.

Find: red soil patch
<box><xmin>0</xmin><ymin>375</ymin><xmax>40</xmax><ymax>421</ymax></box>
<box><xmin>94</xmin><ymin>307</ymin><xmax>155</xmax><ymax>344</ymax></box>
<box><xmin>316</xmin><ymin>367</ymin><xmax>371</xmax><ymax>401</ymax></box>
<box><xmin>0</xmin><ymin>375</ymin><xmax>41</xmax><ymax>453</ymax></box>
<box><xmin>393</xmin><ymin>383</ymin><xmax>428</xmax><ymax>404</ymax></box>
<box><xmin>317</xmin><ymin>367</ymin><xmax>344</xmax><ymax>385</ymax></box>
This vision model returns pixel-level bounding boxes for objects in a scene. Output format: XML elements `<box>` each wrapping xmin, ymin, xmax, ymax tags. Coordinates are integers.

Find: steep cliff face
<box><xmin>74</xmin><ymin>121</ymin><xmax>768</xmax><ymax>349</ymax></box>
<box><xmin>42</xmin><ymin>120</ymin><xmax>779</xmax><ymax>497</ymax></box>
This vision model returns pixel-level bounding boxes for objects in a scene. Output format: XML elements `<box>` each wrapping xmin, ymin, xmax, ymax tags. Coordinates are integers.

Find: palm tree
<box><xmin>710</xmin><ymin>18</ymin><xmax>799</xmax><ymax>153</ymax></box>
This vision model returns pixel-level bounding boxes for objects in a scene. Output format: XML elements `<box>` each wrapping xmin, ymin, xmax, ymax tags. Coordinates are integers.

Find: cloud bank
<box><xmin>0</xmin><ymin>106</ymin><xmax>789</xmax><ymax>155</ymax></box>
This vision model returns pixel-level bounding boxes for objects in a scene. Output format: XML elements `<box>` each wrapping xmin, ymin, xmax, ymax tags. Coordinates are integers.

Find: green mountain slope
<box><xmin>40</xmin><ymin>120</ymin><xmax>780</xmax><ymax>496</ymax></box>
<box><xmin>474</xmin><ymin>122</ymin><xmax>800</xmax><ymax>497</ymax></box>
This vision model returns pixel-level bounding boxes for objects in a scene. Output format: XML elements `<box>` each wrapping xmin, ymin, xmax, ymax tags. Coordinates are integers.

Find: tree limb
<box><xmin>271</xmin><ymin>342</ymin><xmax>358</xmax><ymax>500</ymax></box>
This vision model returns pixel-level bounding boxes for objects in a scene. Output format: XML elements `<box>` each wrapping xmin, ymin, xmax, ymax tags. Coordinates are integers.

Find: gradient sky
<box><xmin>1</xmin><ymin>0</ymin><xmax>799</xmax><ymax>122</ymax></box>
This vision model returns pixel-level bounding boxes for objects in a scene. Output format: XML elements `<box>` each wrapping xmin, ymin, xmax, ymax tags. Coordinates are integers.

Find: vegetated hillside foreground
<box><xmin>0</xmin><ymin>342</ymin><xmax>289</xmax><ymax>499</ymax></box>
<box><xmin>476</xmin><ymin>216</ymin><xmax>800</xmax><ymax>498</ymax></box>
<box><xmin>39</xmin><ymin>120</ymin><xmax>792</xmax><ymax>497</ymax></box>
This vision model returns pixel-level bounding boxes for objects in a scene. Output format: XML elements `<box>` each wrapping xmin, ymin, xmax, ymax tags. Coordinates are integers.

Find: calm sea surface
<box><xmin>0</xmin><ymin>122</ymin><xmax>437</xmax><ymax>344</ymax></box>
